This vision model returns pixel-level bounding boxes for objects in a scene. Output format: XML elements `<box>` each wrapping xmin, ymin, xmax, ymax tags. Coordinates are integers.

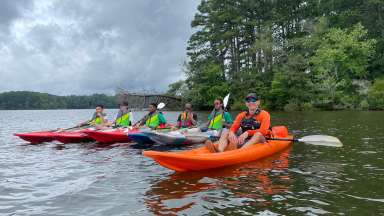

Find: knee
<box><xmin>251</xmin><ymin>133</ymin><xmax>266</xmax><ymax>142</ymax></box>
<box><xmin>251</xmin><ymin>132</ymin><xmax>263</xmax><ymax>139</ymax></box>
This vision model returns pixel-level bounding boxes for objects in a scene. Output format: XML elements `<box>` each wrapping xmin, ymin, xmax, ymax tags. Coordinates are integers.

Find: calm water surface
<box><xmin>0</xmin><ymin>110</ymin><xmax>383</xmax><ymax>215</ymax></box>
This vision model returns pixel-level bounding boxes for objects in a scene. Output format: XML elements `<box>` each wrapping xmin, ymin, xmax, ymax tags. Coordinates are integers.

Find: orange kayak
<box><xmin>143</xmin><ymin>135</ymin><xmax>293</xmax><ymax>172</ymax></box>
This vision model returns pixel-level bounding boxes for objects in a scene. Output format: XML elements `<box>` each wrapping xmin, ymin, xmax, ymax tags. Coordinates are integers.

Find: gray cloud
<box><xmin>0</xmin><ymin>0</ymin><xmax>199</xmax><ymax>95</ymax></box>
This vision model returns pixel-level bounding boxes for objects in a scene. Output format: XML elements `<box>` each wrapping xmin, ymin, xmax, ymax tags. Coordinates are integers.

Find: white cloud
<box><xmin>0</xmin><ymin>0</ymin><xmax>199</xmax><ymax>95</ymax></box>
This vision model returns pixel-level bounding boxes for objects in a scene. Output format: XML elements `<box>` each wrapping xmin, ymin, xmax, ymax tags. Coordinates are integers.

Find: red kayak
<box><xmin>84</xmin><ymin>129</ymin><xmax>131</xmax><ymax>143</ymax></box>
<box><xmin>14</xmin><ymin>131</ymin><xmax>57</xmax><ymax>144</ymax></box>
<box><xmin>54</xmin><ymin>130</ymin><xmax>94</xmax><ymax>144</ymax></box>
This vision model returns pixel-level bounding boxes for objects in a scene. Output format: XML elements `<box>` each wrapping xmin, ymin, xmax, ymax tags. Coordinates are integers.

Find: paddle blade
<box><xmin>223</xmin><ymin>93</ymin><xmax>230</xmax><ymax>108</ymax></box>
<box><xmin>299</xmin><ymin>135</ymin><xmax>343</xmax><ymax>147</ymax></box>
<box><xmin>157</xmin><ymin>102</ymin><xmax>165</xmax><ymax>110</ymax></box>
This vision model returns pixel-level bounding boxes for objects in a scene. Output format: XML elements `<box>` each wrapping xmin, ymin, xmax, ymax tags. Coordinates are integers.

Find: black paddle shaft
<box><xmin>267</xmin><ymin>137</ymin><xmax>299</xmax><ymax>142</ymax></box>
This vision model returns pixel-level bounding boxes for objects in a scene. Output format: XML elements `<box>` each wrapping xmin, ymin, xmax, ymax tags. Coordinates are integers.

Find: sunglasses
<box><xmin>246</xmin><ymin>98</ymin><xmax>257</xmax><ymax>103</ymax></box>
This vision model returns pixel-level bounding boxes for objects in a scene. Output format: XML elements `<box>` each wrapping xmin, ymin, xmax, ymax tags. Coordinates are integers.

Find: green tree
<box><xmin>310</xmin><ymin>23</ymin><xmax>376</xmax><ymax>109</ymax></box>
<box><xmin>368</xmin><ymin>78</ymin><xmax>384</xmax><ymax>110</ymax></box>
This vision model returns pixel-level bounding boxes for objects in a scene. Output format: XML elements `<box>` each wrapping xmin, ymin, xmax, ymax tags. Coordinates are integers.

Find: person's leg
<box><xmin>225</xmin><ymin>139</ymin><xmax>238</xmax><ymax>151</ymax></box>
<box><xmin>205</xmin><ymin>130</ymin><xmax>231</xmax><ymax>152</ymax></box>
<box><xmin>216</xmin><ymin>130</ymin><xmax>230</xmax><ymax>152</ymax></box>
<box><xmin>241</xmin><ymin>132</ymin><xmax>266</xmax><ymax>149</ymax></box>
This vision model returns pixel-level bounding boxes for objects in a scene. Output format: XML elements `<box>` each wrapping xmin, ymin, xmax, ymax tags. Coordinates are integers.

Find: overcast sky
<box><xmin>0</xmin><ymin>0</ymin><xmax>200</xmax><ymax>95</ymax></box>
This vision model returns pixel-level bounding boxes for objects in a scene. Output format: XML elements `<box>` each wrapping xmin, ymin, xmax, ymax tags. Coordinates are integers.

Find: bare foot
<box><xmin>205</xmin><ymin>140</ymin><xmax>217</xmax><ymax>153</ymax></box>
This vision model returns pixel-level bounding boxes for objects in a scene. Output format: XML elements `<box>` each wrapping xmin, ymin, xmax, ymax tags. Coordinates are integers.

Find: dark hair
<box><xmin>120</xmin><ymin>101</ymin><xmax>128</xmax><ymax>106</ymax></box>
<box><xmin>215</xmin><ymin>98</ymin><xmax>223</xmax><ymax>104</ymax></box>
<box><xmin>96</xmin><ymin>104</ymin><xmax>104</xmax><ymax>109</ymax></box>
<box><xmin>149</xmin><ymin>103</ymin><xmax>157</xmax><ymax>108</ymax></box>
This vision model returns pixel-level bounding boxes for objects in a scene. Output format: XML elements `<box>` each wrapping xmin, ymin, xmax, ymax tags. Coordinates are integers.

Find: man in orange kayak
<box><xmin>205</xmin><ymin>93</ymin><xmax>270</xmax><ymax>152</ymax></box>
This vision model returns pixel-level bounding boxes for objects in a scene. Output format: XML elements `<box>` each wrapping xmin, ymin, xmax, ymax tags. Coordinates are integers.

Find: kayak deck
<box><xmin>14</xmin><ymin>131</ymin><xmax>57</xmax><ymax>144</ymax></box>
<box><xmin>143</xmin><ymin>135</ymin><xmax>293</xmax><ymax>172</ymax></box>
<box><xmin>84</xmin><ymin>129</ymin><xmax>131</xmax><ymax>143</ymax></box>
<box><xmin>143</xmin><ymin>131</ymin><xmax>209</xmax><ymax>146</ymax></box>
<box><xmin>54</xmin><ymin>131</ymin><xmax>93</xmax><ymax>144</ymax></box>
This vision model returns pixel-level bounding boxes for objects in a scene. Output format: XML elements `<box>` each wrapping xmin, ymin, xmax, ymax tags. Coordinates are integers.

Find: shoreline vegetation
<box><xmin>166</xmin><ymin>0</ymin><xmax>384</xmax><ymax>111</ymax></box>
<box><xmin>0</xmin><ymin>91</ymin><xmax>116</xmax><ymax>110</ymax></box>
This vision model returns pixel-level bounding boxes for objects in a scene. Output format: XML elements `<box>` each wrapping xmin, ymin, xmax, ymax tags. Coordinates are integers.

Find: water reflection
<box><xmin>144</xmin><ymin>148</ymin><xmax>292</xmax><ymax>215</ymax></box>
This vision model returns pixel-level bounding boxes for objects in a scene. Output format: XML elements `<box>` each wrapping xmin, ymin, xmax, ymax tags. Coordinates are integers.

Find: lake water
<box><xmin>0</xmin><ymin>110</ymin><xmax>383</xmax><ymax>215</ymax></box>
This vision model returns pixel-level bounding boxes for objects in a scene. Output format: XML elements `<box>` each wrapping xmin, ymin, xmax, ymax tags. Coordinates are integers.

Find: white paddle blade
<box><xmin>299</xmin><ymin>135</ymin><xmax>343</xmax><ymax>147</ymax></box>
<box><xmin>223</xmin><ymin>93</ymin><xmax>230</xmax><ymax>108</ymax></box>
<box><xmin>157</xmin><ymin>102</ymin><xmax>165</xmax><ymax>110</ymax></box>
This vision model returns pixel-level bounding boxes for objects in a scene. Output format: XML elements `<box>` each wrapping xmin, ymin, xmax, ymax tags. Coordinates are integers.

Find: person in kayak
<box><xmin>205</xmin><ymin>93</ymin><xmax>270</xmax><ymax>152</ymax></box>
<box><xmin>104</xmin><ymin>101</ymin><xmax>131</xmax><ymax>128</ymax></box>
<box><xmin>134</xmin><ymin>103</ymin><xmax>167</xmax><ymax>129</ymax></box>
<box><xmin>203</xmin><ymin>98</ymin><xmax>232</xmax><ymax>133</ymax></box>
<box><xmin>176</xmin><ymin>103</ymin><xmax>197</xmax><ymax>128</ymax></box>
<box><xmin>77</xmin><ymin>104</ymin><xmax>108</xmax><ymax>127</ymax></box>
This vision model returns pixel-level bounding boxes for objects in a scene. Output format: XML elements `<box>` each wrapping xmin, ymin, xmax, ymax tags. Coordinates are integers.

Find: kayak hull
<box><xmin>143</xmin><ymin>135</ymin><xmax>293</xmax><ymax>172</ymax></box>
<box><xmin>143</xmin><ymin>131</ymin><xmax>209</xmax><ymax>146</ymax></box>
<box><xmin>84</xmin><ymin>129</ymin><xmax>131</xmax><ymax>143</ymax></box>
<box><xmin>14</xmin><ymin>131</ymin><xmax>57</xmax><ymax>144</ymax></box>
<box><xmin>128</xmin><ymin>132</ymin><xmax>154</xmax><ymax>145</ymax></box>
<box><xmin>54</xmin><ymin>131</ymin><xmax>93</xmax><ymax>144</ymax></box>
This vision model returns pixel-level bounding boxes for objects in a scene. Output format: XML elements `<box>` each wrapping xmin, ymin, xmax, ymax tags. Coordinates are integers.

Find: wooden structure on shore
<box><xmin>115</xmin><ymin>88</ymin><xmax>182</xmax><ymax>110</ymax></box>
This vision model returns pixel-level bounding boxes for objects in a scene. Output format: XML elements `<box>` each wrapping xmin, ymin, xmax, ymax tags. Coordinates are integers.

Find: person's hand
<box><xmin>228</xmin><ymin>131</ymin><xmax>238</xmax><ymax>144</ymax></box>
<box><xmin>238</xmin><ymin>131</ymin><xmax>249</xmax><ymax>145</ymax></box>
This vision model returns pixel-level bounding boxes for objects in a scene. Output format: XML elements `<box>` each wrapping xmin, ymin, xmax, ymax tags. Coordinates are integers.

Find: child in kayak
<box><xmin>77</xmin><ymin>104</ymin><xmax>108</xmax><ymax>127</ymax></box>
<box><xmin>134</xmin><ymin>103</ymin><xmax>167</xmax><ymax>129</ymax></box>
<box><xmin>98</xmin><ymin>101</ymin><xmax>131</xmax><ymax>129</ymax></box>
<box><xmin>201</xmin><ymin>98</ymin><xmax>232</xmax><ymax>137</ymax></box>
<box><xmin>176</xmin><ymin>103</ymin><xmax>197</xmax><ymax>128</ymax></box>
<box><xmin>205</xmin><ymin>93</ymin><xmax>270</xmax><ymax>152</ymax></box>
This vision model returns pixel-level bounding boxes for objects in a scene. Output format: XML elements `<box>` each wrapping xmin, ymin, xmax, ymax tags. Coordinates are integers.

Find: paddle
<box><xmin>267</xmin><ymin>135</ymin><xmax>343</xmax><ymax>147</ymax></box>
<box><xmin>157</xmin><ymin>102</ymin><xmax>166</xmax><ymax>110</ymax></box>
<box><xmin>223</xmin><ymin>93</ymin><xmax>230</xmax><ymax>110</ymax></box>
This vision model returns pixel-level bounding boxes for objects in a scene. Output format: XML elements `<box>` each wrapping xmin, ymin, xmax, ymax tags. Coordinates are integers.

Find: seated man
<box><xmin>205</xmin><ymin>93</ymin><xmax>270</xmax><ymax>152</ymax></box>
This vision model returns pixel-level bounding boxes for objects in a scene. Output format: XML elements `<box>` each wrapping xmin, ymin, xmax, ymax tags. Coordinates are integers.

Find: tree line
<box><xmin>0</xmin><ymin>91</ymin><xmax>116</xmax><ymax>110</ymax></box>
<box><xmin>167</xmin><ymin>0</ymin><xmax>384</xmax><ymax>111</ymax></box>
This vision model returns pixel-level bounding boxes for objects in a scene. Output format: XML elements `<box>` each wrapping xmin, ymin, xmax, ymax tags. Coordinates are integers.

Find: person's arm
<box><xmin>133</xmin><ymin>115</ymin><xmax>147</xmax><ymax>127</ymax></box>
<box><xmin>191</xmin><ymin>113</ymin><xmax>197</xmax><ymax>126</ymax></box>
<box><xmin>230</xmin><ymin>113</ymin><xmax>242</xmax><ymax>134</ymax></box>
<box><xmin>176</xmin><ymin>114</ymin><xmax>181</xmax><ymax>128</ymax></box>
<box><xmin>246</xmin><ymin>111</ymin><xmax>270</xmax><ymax>136</ymax></box>
<box><xmin>158</xmin><ymin>113</ymin><xmax>167</xmax><ymax>124</ymax></box>
<box><xmin>99</xmin><ymin>113</ymin><xmax>107</xmax><ymax>125</ymax></box>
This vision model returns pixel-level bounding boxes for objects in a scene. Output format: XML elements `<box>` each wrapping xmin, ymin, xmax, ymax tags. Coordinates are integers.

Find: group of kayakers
<box><xmin>77</xmin><ymin>92</ymin><xmax>270</xmax><ymax>152</ymax></box>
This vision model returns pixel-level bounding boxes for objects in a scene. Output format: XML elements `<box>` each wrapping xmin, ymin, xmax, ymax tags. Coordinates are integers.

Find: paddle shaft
<box><xmin>267</xmin><ymin>137</ymin><xmax>299</xmax><ymax>142</ymax></box>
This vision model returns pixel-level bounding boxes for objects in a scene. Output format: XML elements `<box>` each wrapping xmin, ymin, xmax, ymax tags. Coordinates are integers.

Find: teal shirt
<box><xmin>157</xmin><ymin>112</ymin><xmax>167</xmax><ymax>124</ymax></box>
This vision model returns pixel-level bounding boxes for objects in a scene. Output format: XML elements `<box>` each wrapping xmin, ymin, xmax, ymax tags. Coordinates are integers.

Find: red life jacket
<box><xmin>178</xmin><ymin>112</ymin><xmax>194</xmax><ymax>128</ymax></box>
